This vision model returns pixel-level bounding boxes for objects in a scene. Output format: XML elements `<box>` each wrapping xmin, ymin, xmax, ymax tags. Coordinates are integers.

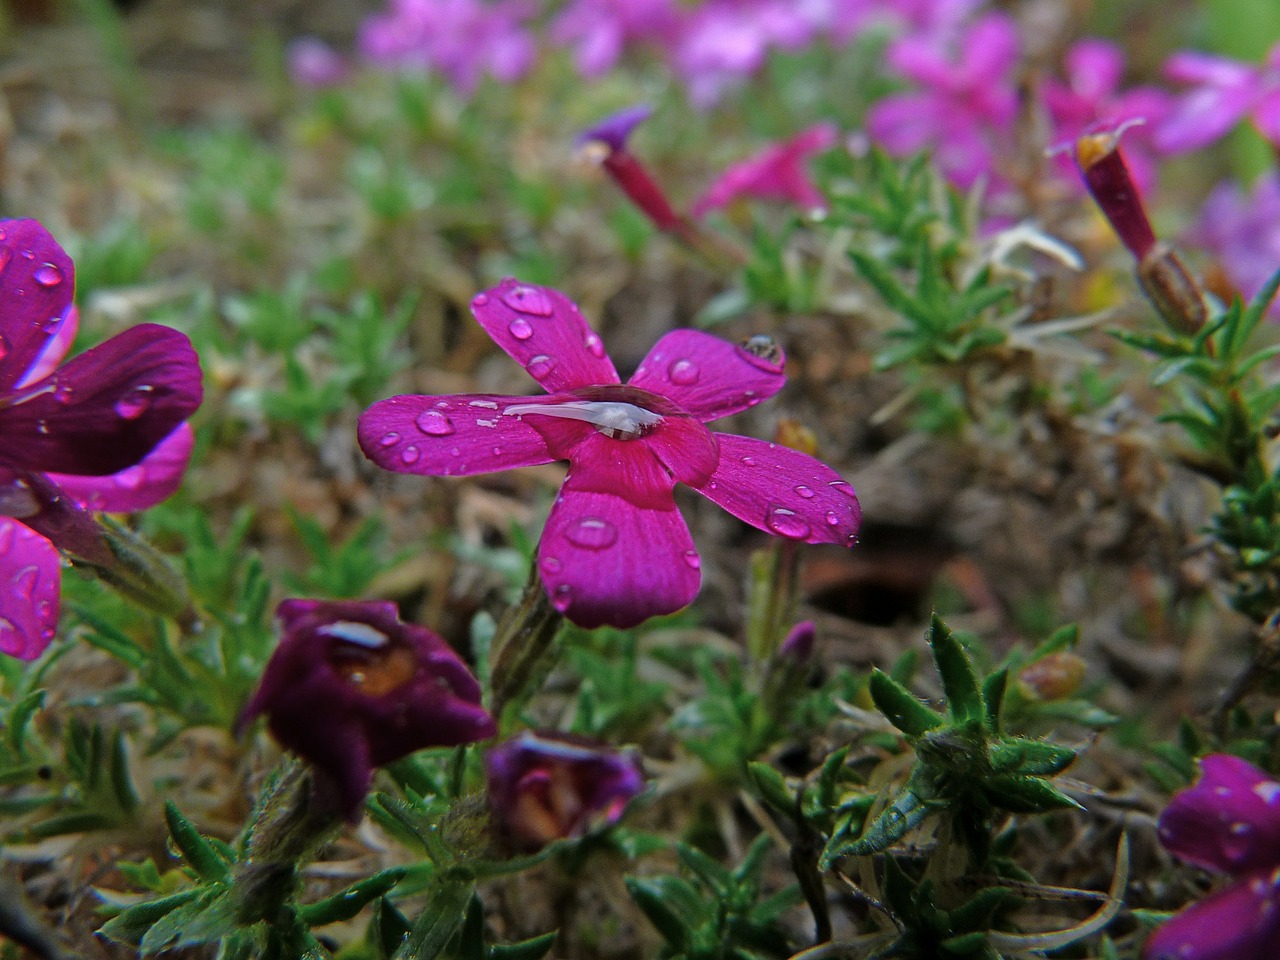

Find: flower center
<box><xmin>322</xmin><ymin>622</ymin><xmax>418</xmax><ymax>696</ymax></box>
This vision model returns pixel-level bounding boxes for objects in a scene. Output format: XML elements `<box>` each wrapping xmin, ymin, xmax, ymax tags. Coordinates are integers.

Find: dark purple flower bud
<box><xmin>486</xmin><ymin>730</ymin><xmax>644</xmax><ymax>850</ymax></box>
<box><xmin>576</xmin><ymin>104</ymin><xmax>653</xmax><ymax>154</ymax></box>
<box><xmin>1075</xmin><ymin>125</ymin><xmax>1158</xmax><ymax>262</ymax></box>
<box><xmin>241</xmin><ymin>599</ymin><xmax>496</xmax><ymax>821</ymax></box>
<box><xmin>578</xmin><ymin>105</ymin><xmax>686</xmax><ymax>235</ymax></box>
<box><xmin>779</xmin><ymin>620</ymin><xmax>816</xmax><ymax>662</ymax></box>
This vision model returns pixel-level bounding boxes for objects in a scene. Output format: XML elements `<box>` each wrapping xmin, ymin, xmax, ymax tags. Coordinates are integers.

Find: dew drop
<box><xmin>501</xmin><ymin>284</ymin><xmax>555</xmax><ymax>317</ymax></box>
<box><xmin>509</xmin><ymin>318</ymin><xmax>534</xmax><ymax>341</ymax></box>
<box><xmin>740</xmin><ymin>456</ymin><xmax>757</xmax><ymax>467</ymax></box>
<box><xmin>795</xmin><ymin>485</ymin><xmax>815</xmax><ymax>499</ymax></box>
<box><xmin>825</xmin><ymin>511</ymin><xmax>841</xmax><ymax>526</ymax></box>
<box><xmin>54</xmin><ymin>381</ymin><xmax>73</xmax><ymax>404</ymax></box>
<box><xmin>565</xmin><ymin>516</ymin><xmax>618</xmax><ymax>550</ymax></box>
<box><xmin>36</xmin><ymin>419</ymin><xmax>48</xmax><ymax>435</ymax></box>
<box><xmin>765</xmin><ymin>504</ymin><xmax>811</xmax><ymax>539</ymax></box>
<box><xmin>668</xmin><ymin>359</ymin><xmax>700</xmax><ymax>385</ymax></box>
<box><xmin>401</xmin><ymin>446</ymin><xmax>421</xmax><ymax>464</ymax></box>
<box><xmin>682</xmin><ymin>550</ymin><xmax>701</xmax><ymax>570</ymax></box>
<box><xmin>12</xmin><ymin>565</ymin><xmax>38</xmax><ymax>599</ymax></box>
<box><xmin>526</xmin><ymin>354</ymin><xmax>557</xmax><ymax>380</ymax></box>
<box><xmin>34</xmin><ymin>263</ymin><xmax>63</xmax><ymax>287</ymax></box>
<box><xmin>828</xmin><ymin>480</ymin><xmax>857</xmax><ymax>499</ymax></box>
<box><xmin>416</xmin><ymin>409</ymin><xmax>456</xmax><ymax>436</ymax></box>
<box><xmin>551</xmin><ymin>583</ymin><xmax>573</xmax><ymax>613</ymax></box>
<box><xmin>472</xmin><ymin>293</ymin><xmax>490</xmax><ymax>307</ymax></box>
<box><xmin>114</xmin><ymin>385</ymin><xmax>154</xmax><ymax>420</ymax></box>
<box><xmin>585</xmin><ymin>333</ymin><xmax>605</xmax><ymax>358</ymax></box>
<box><xmin>542</xmin><ymin>556</ymin><xmax>562</xmax><ymax>574</ymax></box>
<box><xmin>379</xmin><ymin>431</ymin><xmax>400</xmax><ymax>447</ymax></box>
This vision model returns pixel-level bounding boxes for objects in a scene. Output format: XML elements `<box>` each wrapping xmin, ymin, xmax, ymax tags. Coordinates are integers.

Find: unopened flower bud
<box><xmin>779</xmin><ymin>619</ymin><xmax>816</xmax><ymax>663</ymax></box>
<box><xmin>1018</xmin><ymin>652</ymin><xmax>1087</xmax><ymax>702</ymax></box>
<box><xmin>1137</xmin><ymin>242</ymin><xmax>1209</xmax><ymax>334</ymax></box>
<box><xmin>578</xmin><ymin>105</ymin><xmax>687</xmax><ymax>234</ymax></box>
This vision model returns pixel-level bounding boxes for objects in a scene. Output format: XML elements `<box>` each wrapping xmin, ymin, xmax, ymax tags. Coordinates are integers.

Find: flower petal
<box><xmin>0</xmin><ymin>324</ymin><xmax>202</xmax><ymax>476</ymax></box>
<box><xmin>0</xmin><ymin>519</ymin><xmax>61</xmax><ymax>660</ymax></box>
<box><xmin>470</xmin><ymin>279</ymin><xmax>620</xmax><ymax>393</ymax></box>
<box><xmin>48</xmin><ymin>423</ymin><xmax>194</xmax><ymax>513</ymax></box>
<box><xmin>357</xmin><ymin>393</ymin><xmax>556</xmax><ymax>477</ymax></box>
<box><xmin>538</xmin><ymin>434</ymin><xmax>699</xmax><ymax>628</ymax></box>
<box><xmin>17</xmin><ymin>305</ymin><xmax>78</xmax><ymax>388</ymax></box>
<box><xmin>1144</xmin><ymin>869</ymin><xmax>1280</xmax><ymax>960</ymax></box>
<box><xmin>690</xmin><ymin>433</ymin><xmax>860</xmax><ymax>546</ymax></box>
<box><xmin>1158</xmin><ymin>755</ymin><xmax>1280</xmax><ymax>874</ymax></box>
<box><xmin>0</xmin><ymin>219</ymin><xmax>76</xmax><ymax>394</ymax></box>
<box><xmin>627</xmin><ymin>329</ymin><xmax>787</xmax><ymax>422</ymax></box>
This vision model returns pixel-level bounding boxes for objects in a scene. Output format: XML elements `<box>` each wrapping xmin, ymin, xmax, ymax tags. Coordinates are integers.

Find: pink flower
<box><xmin>550</xmin><ymin>0</ymin><xmax>680</xmax><ymax>77</ymax></box>
<box><xmin>1194</xmin><ymin>173</ymin><xmax>1280</xmax><ymax>318</ymax></box>
<box><xmin>1043</xmin><ymin>39</ymin><xmax>1170</xmax><ymax>195</ymax></box>
<box><xmin>693</xmin><ymin>123</ymin><xmax>838</xmax><ymax>217</ymax></box>
<box><xmin>866</xmin><ymin>12</ymin><xmax>1021</xmax><ymax>191</ymax></box>
<box><xmin>357</xmin><ymin>0</ymin><xmax>537</xmax><ymax>96</ymax></box>
<box><xmin>0</xmin><ymin>220</ymin><xmax>201</xmax><ymax>660</ymax></box>
<box><xmin>1146</xmin><ymin>754</ymin><xmax>1280</xmax><ymax>960</ymax></box>
<box><xmin>1155</xmin><ymin>43</ymin><xmax>1280</xmax><ymax>154</ymax></box>
<box><xmin>357</xmin><ymin>278</ymin><xmax>861</xmax><ymax>629</ymax></box>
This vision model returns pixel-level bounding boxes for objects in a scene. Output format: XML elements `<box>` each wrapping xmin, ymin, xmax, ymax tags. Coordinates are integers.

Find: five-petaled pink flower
<box><xmin>358</xmin><ymin>278</ymin><xmax>861</xmax><ymax>629</ymax></box>
<box><xmin>1155</xmin><ymin>43</ymin><xmax>1280</xmax><ymax>154</ymax></box>
<box><xmin>0</xmin><ymin>219</ymin><xmax>201</xmax><ymax>660</ymax></box>
<box><xmin>1146</xmin><ymin>754</ymin><xmax>1280</xmax><ymax>960</ymax></box>
<box><xmin>693</xmin><ymin>123</ymin><xmax>838</xmax><ymax>217</ymax></box>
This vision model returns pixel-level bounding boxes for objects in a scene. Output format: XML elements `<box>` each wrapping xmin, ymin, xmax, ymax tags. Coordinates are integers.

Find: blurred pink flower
<box><xmin>693</xmin><ymin>123</ymin><xmax>838</xmax><ymax>216</ymax></box>
<box><xmin>358</xmin><ymin>278</ymin><xmax>861</xmax><ymax>629</ymax></box>
<box><xmin>866</xmin><ymin>12</ymin><xmax>1021</xmax><ymax>190</ymax></box>
<box><xmin>550</xmin><ymin>0</ymin><xmax>680</xmax><ymax>77</ymax></box>
<box><xmin>287</xmin><ymin>37</ymin><xmax>351</xmax><ymax>90</ymax></box>
<box><xmin>1155</xmin><ymin>43</ymin><xmax>1280</xmax><ymax>153</ymax></box>
<box><xmin>1195</xmin><ymin>173</ymin><xmax>1280</xmax><ymax>317</ymax></box>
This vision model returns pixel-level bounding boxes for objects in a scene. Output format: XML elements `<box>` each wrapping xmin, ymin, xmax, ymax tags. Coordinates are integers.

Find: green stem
<box><xmin>487</xmin><ymin>563</ymin><xmax>564</xmax><ymax>727</ymax></box>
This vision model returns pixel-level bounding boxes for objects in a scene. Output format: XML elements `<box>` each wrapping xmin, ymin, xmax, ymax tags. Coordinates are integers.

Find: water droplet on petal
<box><xmin>12</xmin><ymin>565</ymin><xmax>38</xmax><ymax>599</ymax></box>
<box><xmin>379</xmin><ymin>431</ymin><xmax>400</xmax><ymax>447</ymax></box>
<box><xmin>501</xmin><ymin>284</ymin><xmax>555</xmax><ymax>316</ymax></box>
<box><xmin>736</xmin><ymin>335</ymin><xmax>785</xmax><ymax>372</ymax></box>
<box><xmin>526</xmin><ymin>354</ymin><xmax>557</xmax><ymax>380</ymax></box>
<box><xmin>115</xmin><ymin>385</ymin><xmax>154</xmax><ymax>420</ymax></box>
<box><xmin>551</xmin><ymin>583</ymin><xmax>573</xmax><ymax>613</ymax></box>
<box><xmin>34</xmin><ymin>263</ymin><xmax>63</xmax><ymax>287</ymax></box>
<box><xmin>825</xmin><ymin>511</ymin><xmax>841</xmax><ymax>526</ymax></box>
<box><xmin>565</xmin><ymin>516</ymin><xmax>618</xmax><ymax>550</ymax></box>
<box><xmin>740</xmin><ymin>456</ymin><xmax>757</xmax><ymax>467</ymax></box>
<box><xmin>509</xmin><ymin>318</ymin><xmax>534</xmax><ymax>340</ymax></box>
<box><xmin>765</xmin><ymin>503</ymin><xmax>811</xmax><ymax>539</ymax></box>
<box><xmin>115</xmin><ymin>466</ymin><xmax>145</xmax><ymax>490</ymax></box>
<box><xmin>795</xmin><ymin>485</ymin><xmax>815</xmax><ymax>499</ymax></box>
<box><xmin>682</xmin><ymin>550</ymin><xmax>701</xmax><ymax>570</ymax></box>
<box><xmin>542</xmin><ymin>556</ymin><xmax>562</xmax><ymax>574</ymax></box>
<box><xmin>401</xmin><ymin>446</ymin><xmax>421</xmax><ymax>464</ymax></box>
<box><xmin>585</xmin><ymin>333</ymin><xmax>605</xmax><ymax>358</ymax></box>
<box><xmin>828</xmin><ymin>480</ymin><xmax>857</xmax><ymax>499</ymax></box>
<box><xmin>416</xmin><ymin>410</ymin><xmax>455</xmax><ymax>436</ymax></box>
<box><xmin>669</xmin><ymin>359</ymin><xmax>700</xmax><ymax>385</ymax></box>
<box><xmin>472</xmin><ymin>293</ymin><xmax>490</xmax><ymax>307</ymax></box>
<box><xmin>54</xmin><ymin>381</ymin><xmax>73</xmax><ymax>404</ymax></box>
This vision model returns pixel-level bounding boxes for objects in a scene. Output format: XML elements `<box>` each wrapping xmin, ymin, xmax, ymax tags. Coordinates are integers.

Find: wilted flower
<box><xmin>0</xmin><ymin>219</ymin><xmax>201</xmax><ymax>660</ymax></box>
<box><xmin>1146</xmin><ymin>754</ymin><xmax>1280</xmax><ymax>960</ymax></box>
<box><xmin>1194</xmin><ymin>173</ymin><xmax>1280</xmax><ymax>318</ymax></box>
<box><xmin>1155</xmin><ymin>43</ymin><xmax>1280</xmax><ymax>154</ymax></box>
<box><xmin>486</xmin><ymin>730</ymin><xmax>644</xmax><ymax>849</ymax></box>
<box><xmin>241</xmin><ymin>599</ymin><xmax>496</xmax><ymax>820</ymax></box>
<box><xmin>693</xmin><ymin>123</ymin><xmax>837</xmax><ymax>217</ymax></box>
<box><xmin>358</xmin><ymin>278</ymin><xmax>861</xmax><ymax>629</ymax></box>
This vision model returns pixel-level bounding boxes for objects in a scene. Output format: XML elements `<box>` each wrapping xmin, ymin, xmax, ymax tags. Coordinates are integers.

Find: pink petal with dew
<box><xmin>49</xmin><ymin>423</ymin><xmax>194</xmax><ymax>513</ymax></box>
<box><xmin>628</xmin><ymin>329</ymin><xmax>787</xmax><ymax>422</ymax></box>
<box><xmin>0</xmin><ymin>519</ymin><xmax>61</xmax><ymax>660</ymax></box>
<box><xmin>0</xmin><ymin>219</ymin><xmax>76</xmax><ymax>395</ymax></box>
<box><xmin>1065</xmin><ymin>39</ymin><xmax>1124</xmax><ymax>102</ymax></box>
<box><xmin>538</xmin><ymin>434</ymin><xmax>698</xmax><ymax>628</ymax></box>
<box><xmin>17</xmin><ymin>305</ymin><xmax>78</xmax><ymax>389</ymax></box>
<box><xmin>1143</xmin><ymin>868</ymin><xmax>1280</xmax><ymax>960</ymax></box>
<box><xmin>690</xmin><ymin>433</ymin><xmax>860</xmax><ymax>546</ymax></box>
<box><xmin>0</xmin><ymin>324</ymin><xmax>202</xmax><ymax>477</ymax></box>
<box><xmin>1158</xmin><ymin>754</ymin><xmax>1280</xmax><ymax>875</ymax></box>
<box><xmin>357</xmin><ymin>393</ymin><xmax>556</xmax><ymax>478</ymax></box>
<box><xmin>1156</xmin><ymin>87</ymin><xmax>1256</xmax><ymax>153</ymax></box>
<box><xmin>470</xmin><ymin>279</ymin><xmax>620</xmax><ymax>393</ymax></box>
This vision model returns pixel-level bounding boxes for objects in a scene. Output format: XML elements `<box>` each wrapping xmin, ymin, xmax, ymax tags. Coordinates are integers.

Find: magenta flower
<box><xmin>1155</xmin><ymin>43</ymin><xmax>1280</xmax><ymax>154</ymax></box>
<box><xmin>1194</xmin><ymin>173</ymin><xmax>1280</xmax><ymax>318</ymax></box>
<box><xmin>486</xmin><ymin>730</ymin><xmax>644</xmax><ymax>850</ymax></box>
<box><xmin>550</xmin><ymin>0</ymin><xmax>680</xmax><ymax>77</ymax></box>
<box><xmin>693</xmin><ymin>123</ymin><xmax>838</xmax><ymax>217</ymax></box>
<box><xmin>287</xmin><ymin>37</ymin><xmax>351</xmax><ymax>90</ymax></box>
<box><xmin>866</xmin><ymin>12</ymin><xmax>1020</xmax><ymax>191</ymax></box>
<box><xmin>357</xmin><ymin>278</ymin><xmax>861</xmax><ymax>629</ymax></box>
<box><xmin>1146</xmin><ymin>754</ymin><xmax>1280</xmax><ymax>960</ymax></box>
<box><xmin>358</xmin><ymin>0</ymin><xmax>537</xmax><ymax>96</ymax></box>
<box><xmin>0</xmin><ymin>219</ymin><xmax>201</xmax><ymax>660</ymax></box>
<box><xmin>241</xmin><ymin>599</ymin><xmax>496</xmax><ymax>820</ymax></box>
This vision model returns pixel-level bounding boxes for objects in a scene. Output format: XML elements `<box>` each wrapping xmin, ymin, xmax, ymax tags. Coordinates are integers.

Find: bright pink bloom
<box><xmin>1155</xmin><ymin>43</ymin><xmax>1280</xmax><ymax>154</ymax></box>
<box><xmin>1146</xmin><ymin>755</ymin><xmax>1280</xmax><ymax>960</ymax></box>
<box><xmin>866</xmin><ymin>12</ymin><xmax>1021</xmax><ymax>191</ymax></box>
<box><xmin>0</xmin><ymin>220</ymin><xmax>201</xmax><ymax>660</ymax></box>
<box><xmin>550</xmin><ymin>0</ymin><xmax>680</xmax><ymax>77</ymax></box>
<box><xmin>357</xmin><ymin>0</ymin><xmax>537</xmax><ymax>96</ymax></box>
<box><xmin>358</xmin><ymin>278</ymin><xmax>861</xmax><ymax>629</ymax></box>
<box><xmin>1043</xmin><ymin>39</ymin><xmax>1170</xmax><ymax>195</ymax></box>
<box><xmin>288</xmin><ymin>37</ymin><xmax>351</xmax><ymax>90</ymax></box>
<box><xmin>1194</xmin><ymin>173</ymin><xmax>1280</xmax><ymax>317</ymax></box>
<box><xmin>693</xmin><ymin>123</ymin><xmax>838</xmax><ymax>217</ymax></box>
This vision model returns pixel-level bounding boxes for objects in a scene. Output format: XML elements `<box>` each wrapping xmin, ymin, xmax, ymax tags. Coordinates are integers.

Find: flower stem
<box><xmin>488</xmin><ymin>563</ymin><xmax>565</xmax><ymax>726</ymax></box>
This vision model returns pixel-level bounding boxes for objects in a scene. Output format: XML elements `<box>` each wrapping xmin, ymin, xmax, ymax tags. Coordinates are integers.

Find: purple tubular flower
<box><xmin>1074</xmin><ymin>126</ymin><xmax>1158</xmax><ymax>262</ymax></box>
<box><xmin>486</xmin><ymin>730</ymin><xmax>644</xmax><ymax>850</ymax></box>
<box><xmin>241</xmin><ymin>599</ymin><xmax>497</xmax><ymax>821</ymax></box>
<box><xmin>1146</xmin><ymin>755</ymin><xmax>1280</xmax><ymax>960</ymax></box>
<box><xmin>579</xmin><ymin>105</ymin><xmax>688</xmax><ymax>235</ymax></box>
<box><xmin>1155</xmin><ymin>44</ymin><xmax>1280</xmax><ymax>154</ymax></box>
<box><xmin>693</xmin><ymin>123</ymin><xmax>837</xmax><ymax>217</ymax></box>
<box><xmin>0</xmin><ymin>219</ymin><xmax>202</xmax><ymax>660</ymax></box>
<box><xmin>358</xmin><ymin>278</ymin><xmax>861</xmax><ymax>630</ymax></box>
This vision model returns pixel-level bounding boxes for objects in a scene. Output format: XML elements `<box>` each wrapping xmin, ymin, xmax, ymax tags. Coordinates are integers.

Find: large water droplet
<box><xmin>565</xmin><ymin>516</ymin><xmax>618</xmax><ymax>550</ymax></box>
<box><xmin>795</xmin><ymin>485</ymin><xmax>815</xmax><ymax>499</ymax></box>
<box><xmin>765</xmin><ymin>504</ymin><xmax>811</xmax><ymax>539</ymax></box>
<box><xmin>416</xmin><ymin>410</ymin><xmax>455</xmax><ymax>436</ymax></box>
<box><xmin>34</xmin><ymin>263</ymin><xmax>63</xmax><ymax>287</ymax></box>
<box><xmin>526</xmin><ymin>354</ymin><xmax>557</xmax><ymax>380</ymax></box>
<box><xmin>379</xmin><ymin>431</ymin><xmax>400</xmax><ymax>447</ymax></box>
<box><xmin>501</xmin><ymin>284</ymin><xmax>555</xmax><ymax>317</ymax></box>
<box><xmin>585</xmin><ymin>333</ymin><xmax>605</xmax><ymax>358</ymax></box>
<box><xmin>682</xmin><ymin>550</ymin><xmax>701</xmax><ymax>570</ymax></box>
<box><xmin>509</xmin><ymin>318</ymin><xmax>534</xmax><ymax>341</ymax></box>
<box><xmin>551</xmin><ymin>583</ymin><xmax>573</xmax><ymax>613</ymax></box>
<box><xmin>828</xmin><ymin>480</ymin><xmax>857</xmax><ymax>499</ymax></box>
<box><xmin>114</xmin><ymin>385</ymin><xmax>154</xmax><ymax>420</ymax></box>
<box><xmin>668</xmin><ymin>359</ymin><xmax>700</xmax><ymax>385</ymax></box>
<box><xmin>401</xmin><ymin>446</ymin><xmax>421</xmax><ymax>464</ymax></box>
